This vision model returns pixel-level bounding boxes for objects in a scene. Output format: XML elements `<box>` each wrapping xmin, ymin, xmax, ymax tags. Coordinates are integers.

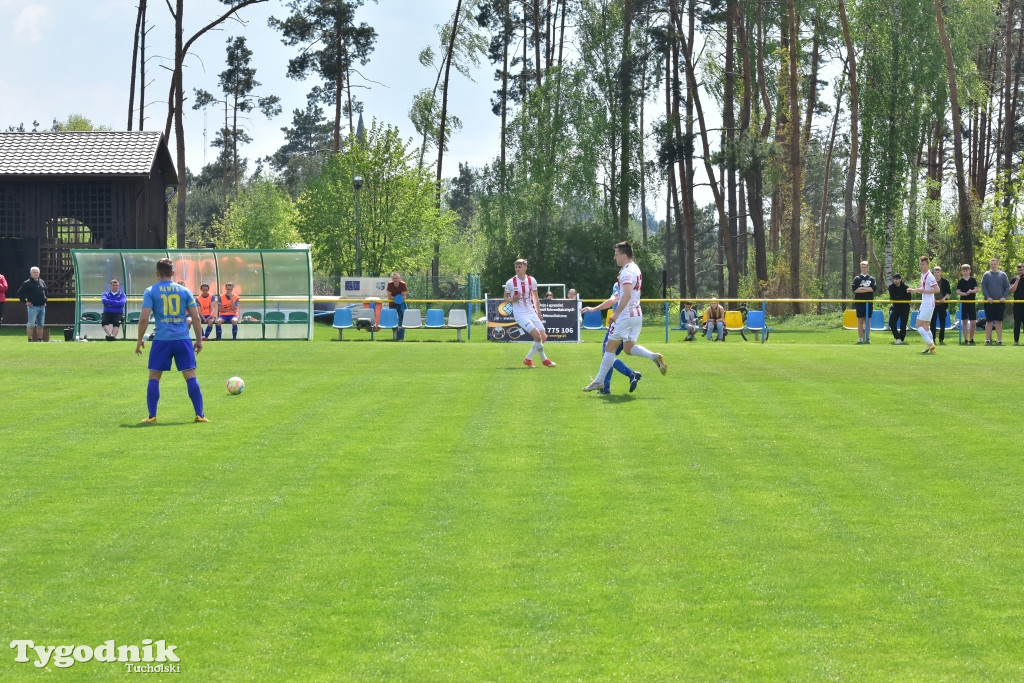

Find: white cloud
<box><xmin>14</xmin><ymin>4</ymin><xmax>51</xmax><ymax>44</ymax></box>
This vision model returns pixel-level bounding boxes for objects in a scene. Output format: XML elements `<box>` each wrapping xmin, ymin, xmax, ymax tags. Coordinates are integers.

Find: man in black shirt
<box><xmin>852</xmin><ymin>260</ymin><xmax>877</xmax><ymax>343</ymax></box>
<box><xmin>956</xmin><ymin>264</ymin><xmax>979</xmax><ymax>345</ymax></box>
<box><xmin>17</xmin><ymin>266</ymin><xmax>47</xmax><ymax>342</ymax></box>
<box><xmin>887</xmin><ymin>274</ymin><xmax>911</xmax><ymax>344</ymax></box>
<box><xmin>929</xmin><ymin>266</ymin><xmax>952</xmax><ymax>344</ymax></box>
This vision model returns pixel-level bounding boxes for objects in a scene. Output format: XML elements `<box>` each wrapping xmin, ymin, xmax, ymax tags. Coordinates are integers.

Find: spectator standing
<box><xmin>214</xmin><ymin>283</ymin><xmax>241</xmax><ymax>340</ymax></box>
<box><xmin>981</xmin><ymin>257</ymin><xmax>1010</xmax><ymax>345</ymax></box>
<box><xmin>567</xmin><ymin>289</ymin><xmax>578</xmax><ymax>300</ymax></box>
<box><xmin>17</xmin><ymin>266</ymin><xmax>47</xmax><ymax>342</ymax></box>
<box><xmin>930</xmin><ymin>267</ymin><xmax>951</xmax><ymax>344</ymax></box>
<box><xmin>1011</xmin><ymin>263</ymin><xmax>1024</xmax><ymax>345</ymax></box>
<box><xmin>0</xmin><ymin>269</ymin><xmax>7</xmax><ymax>326</ymax></box>
<box><xmin>583</xmin><ymin>241</ymin><xmax>666</xmax><ymax>392</ymax></box>
<box><xmin>680</xmin><ymin>301</ymin><xmax>699</xmax><ymax>341</ymax></box>
<box><xmin>101</xmin><ymin>279</ymin><xmax>127</xmax><ymax>340</ymax></box>
<box><xmin>386</xmin><ymin>272</ymin><xmax>409</xmax><ymax>341</ymax></box>
<box><xmin>580</xmin><ymin>282</ymin><xmax>640</xmax><ymax>393</ymax></box>
<box><xmin>852</xmin><ymin>260</ymin><xmax>877</xmax><ymax>343</ymax></box>
<box><xmin>956</xmin><ymin>264</ymin><xmax>979</xmax><ymax>345</ymax></box>
<box><xmin>135</xmin><ymin>258</ymin><xmax>207</xmax><ymax>424</ymax></box>
<box><xmin>887</xmin><ymin>274</ymin><xmax>911</xmax><ymax>344</ymax></box>
<box><xmin>503</xmin><ymin>259</ymin><xmax>555</xmax><ymax>367</ymax></box>
<box><xmin>910</xmin><ymin>256</ymin><xmax>940</xmax><ymax>354</ymax></box>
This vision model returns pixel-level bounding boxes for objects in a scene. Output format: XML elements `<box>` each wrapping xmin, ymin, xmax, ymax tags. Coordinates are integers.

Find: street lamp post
<box><xmin>353</xmin><ymin>175</ymin><xmax>363</xmax><ymax>277</ymax></box>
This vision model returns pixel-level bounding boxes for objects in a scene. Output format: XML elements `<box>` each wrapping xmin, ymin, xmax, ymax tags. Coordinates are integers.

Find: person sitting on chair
<box><xmin>706</xmin><ymin>300</ymin><xmax>726</xmax><ymax>341</ymax></box>
<box><xmin>680</xmin><ymin>301</ymin><xmax>698</xmax><ymax>341</ymax></box>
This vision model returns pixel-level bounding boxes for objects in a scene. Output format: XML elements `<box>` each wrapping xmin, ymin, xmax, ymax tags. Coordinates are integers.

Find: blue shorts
<box><xmin>219</xmin><ymin>314</ymin><xmax>239</xmax><ymax>323</ymax></box>
<box><xmin>854</xmin><ymin>301</ymin><xmax>873</xmax><ymax>318</ymax></box>
<box><xmin>148</xmin><ymin>339</ymin><xmax>197</xmax><ymax>372</ymax></box>
<box><xmin>26</xmin><ymin>304</ymin><xmax>45</xmax><ymax>328</ymax></box>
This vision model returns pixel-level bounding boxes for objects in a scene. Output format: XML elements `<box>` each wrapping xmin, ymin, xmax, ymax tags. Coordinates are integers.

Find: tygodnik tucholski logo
<box><xmin>10</xmin><ymin>639</ymin><xmax>180</xmax><ymax>672</ymax></box>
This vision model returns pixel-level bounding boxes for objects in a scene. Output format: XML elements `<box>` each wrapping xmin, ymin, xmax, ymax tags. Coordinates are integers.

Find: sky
<box><xmin>0</xmin><ymin>0</ymin><xmax>503</xmax><ymax>176</ymax></box>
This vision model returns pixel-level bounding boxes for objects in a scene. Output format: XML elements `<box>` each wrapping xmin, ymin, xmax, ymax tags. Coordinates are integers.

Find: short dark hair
<box><xmin>156</xmin><ymin>258</ymin><xmax>173</xmax><ymax>277</ymax></box>
<box><xmin>615</xmin><ymin>241</ymin><xmax>633</xmax><ymax>258</ymax></box>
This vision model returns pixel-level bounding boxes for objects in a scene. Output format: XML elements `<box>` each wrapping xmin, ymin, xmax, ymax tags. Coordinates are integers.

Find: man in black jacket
<box><xmin>18</xmin><ymin>266</ymin><xmax>47</xmax><ymax>342</ymax></box>
<box><xmin>887</xmin><ymin>274</ymin><xmax>911</xmax><ymax>344</ymax></box>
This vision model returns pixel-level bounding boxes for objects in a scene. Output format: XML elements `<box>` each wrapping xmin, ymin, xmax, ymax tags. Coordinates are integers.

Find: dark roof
<box><xmin>0</xmin><ymin>131</ymin><xmax>177</xmax><ymax>183</ymax></box>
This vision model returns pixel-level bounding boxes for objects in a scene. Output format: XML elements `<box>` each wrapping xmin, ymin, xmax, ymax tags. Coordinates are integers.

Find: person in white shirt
<box><xmin>583</xmin><ymin>241</ymin><xmax>667</xmax><ymax>392</ymax></box>
<box><xmin>503</xmin><ymin>258</ymin><xmax>555</xmax><ymax>367</ymax></box>
<box><xmin>910</xmin><ymin>255</ymin><xmax>940</xmax><ymax>355</ymax></box>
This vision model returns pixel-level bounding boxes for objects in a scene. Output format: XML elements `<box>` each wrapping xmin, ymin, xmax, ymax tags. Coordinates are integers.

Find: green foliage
<box><xmin>50</xmin><ymin>114</ymin><xmax>111</xmax><ymax>131</ymax></box>
<box><xmin>295</xmin><ymin>120</ymin><xmax>454</xmax><ymax>276</ymax></box>
<box><xmin>211</xmin><ymin>179</ymin><xmax>298</xmax><ymax>249</ymax></box>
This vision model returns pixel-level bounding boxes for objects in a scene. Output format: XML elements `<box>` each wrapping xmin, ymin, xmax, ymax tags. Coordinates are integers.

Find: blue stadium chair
<box><xmin>582</xmin><ymin>310</ymin><xmax>605</xmax><ymax>330</ymax></box>
<box><xmin>378</xmin><ymin>307</ymin><xmax>400</xmax><ymax>340</ymax></box>
<box><xmin>332</xmin><ymin>308</ymin><xmax>353</xmax><ymax>340</ymax></box>
<box><xmin>909</xmin><ymin>310</ymin><xmax>918</xmax><ymax>328</ymax></box>
<box><xmin>425</xmin><ymin>308</ymin><xmax>446</xmax><ymax>329</ymax></box>
<box><xmin>743</xmin><ymin>310</ymin><xmax>771</xmax><ymax>342</ymax></box>
<box><xmin>870</xmin><ymin>309</ymin><xmax>887</xmax><ymax>331</ymax></box>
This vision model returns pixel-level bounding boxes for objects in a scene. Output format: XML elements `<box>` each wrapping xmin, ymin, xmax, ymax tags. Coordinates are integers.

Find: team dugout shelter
<box><xmin>72</xmin><ymin>249</ymin><xmax>314</xmax><ymax>340</ymax></box>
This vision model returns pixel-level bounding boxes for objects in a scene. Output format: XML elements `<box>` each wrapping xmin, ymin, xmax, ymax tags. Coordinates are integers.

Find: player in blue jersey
<box><xmin>135</xmin><ymin>258</ymin><xmax>208</xmax><ymax>423</ymax></box>
<box><xmin>580</xmin><ymin>281</ymin><xmax>641</xmax><ymax>394</ymax></box>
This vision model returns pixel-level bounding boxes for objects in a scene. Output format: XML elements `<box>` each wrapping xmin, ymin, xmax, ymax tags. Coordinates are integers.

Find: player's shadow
<box><xmin>121</xmin><ymin>421</ymin><xmax>194</xmax><ymax>428</ymax></box>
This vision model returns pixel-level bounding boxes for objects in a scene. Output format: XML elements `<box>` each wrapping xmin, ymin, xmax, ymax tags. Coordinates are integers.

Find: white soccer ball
<box><xmin>226</xmin><ymin>376</ymin><xmax>245</xmax><ymax>395</ymax></box>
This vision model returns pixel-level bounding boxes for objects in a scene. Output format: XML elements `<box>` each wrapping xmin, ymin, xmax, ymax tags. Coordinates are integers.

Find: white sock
<box><xmin>525</xmin><ymin>341</ymin><xmax>536</xmax><ymax>360</ymax></box>
<box><xmin>918</xmin><ymin>327</ymin><xmax>933</xmax><ymax>345</ymax></box>
<box><xmin>536</xmin><ymin>342</ymin><xmax>547</xmax><ymax>361</ymax></box>
<box><xmin>629</xmin><ymin>345</ymin><xmax>656</xmax><ymax>360</ymax></box>
<box><xmin>595</xmin><ymin>351</ymin><xmax>616</xmax><ymax>381</ymax></box>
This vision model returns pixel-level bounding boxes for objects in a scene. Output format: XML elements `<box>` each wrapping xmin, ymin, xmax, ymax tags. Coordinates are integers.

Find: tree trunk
<box><xmin>619</xmin><ymin>0</ymin><xmax>634</xmax><ymax>237</ymax></box>
<box><xmin>725</xmin><ymin>0</ymin><xmax>738</xmax><ymax>299</ymax></box>
<box><xmin>139</xmin><ymin>0</ymin><xmax>147</xmax><ymax>130</ymax></box>
<box><xmin>434</xmin><ymin>0</ymin><xmax>465</xmax><ymax>280</ymax></box>
<box><xmin>837</xmin><ymin>0</ymin><xmax>862</xmax><ymax>262</ymax></box>
<box><xmin>934</xmin><ymin>0</ymin><xmax>974</xmax><ymax>265</ymax></box>
<box><xmin>128</xmin><ymin>0</ymin><xmax>145</xmax><ymax>130</ymax></box>
<box><xmin>787</xmin><ymin>0</ymin><xmax>801</xmax><ymax>311</ymax></box>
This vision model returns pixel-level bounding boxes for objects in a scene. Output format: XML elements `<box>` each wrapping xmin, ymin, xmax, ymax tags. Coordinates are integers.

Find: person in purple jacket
<box><xmin>101</xmin><ymin>279</ymin><xmax>127</xmax><ymax>341</ymax></box>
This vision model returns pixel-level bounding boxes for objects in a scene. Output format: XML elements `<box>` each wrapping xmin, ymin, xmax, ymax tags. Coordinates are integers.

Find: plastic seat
<box><xmin>582</xmin><ymin>310</ymin><xmax>605</xmax><ymax>330</ymax></box>
<box><xmin>243</xmin><ymin>311</ymin><xmax>262</xmax><ymax>323</ymax></box>
<box><xmin>743</xmin><ymin>310</ymin><xmax>771</xmax><ymax>342</ymax></box>
<box><xmin>447</xmin><ymin>308</ymin><xmax>468</xmax><ymax>341</ymax></box>
<box><xmin>332</xmin><ymin>308</ymin><xmax>353</xmax><ymax>340</ymax></box>
<box><xmin>80</xmin><ymin>311</ymin><xmax>101</xmax><ymax>323</ymax></box>
<box><xmin>265</xmin><ymin>312</ymin><xmax>286</xmax><ymax>324</ymax></box>
<box><xmin>725</xmin><ymin>310</ymin><xmax>744</xmax><ymax>331</ymax></box>
<box><xmin>288</xmin><ymin>311</ymin><xmax>309</xmax><ymax>323</ymax></box>
<box><xmin>842</xmin><ymin>309</ymin><xmax>858</xmax><ymax>330</ymax></box>
<box><xmin>378</xmin><ymin>307</ymin><xmax>399</xmax><ymax>330</ymax></box>
<box><xmin>425</xmin><ymin>308</ymin><xmax>446</xmax><ymax>328</ymax></box>
<box><xmin>401</xmin><ymin>308</ymin><xmax>422</xmax><ymax>329</ymax></box>
<box><xmin>910</xmin><ymin>310</ymin><xmax>918</xmax><ymax>328</ymax></box>
<box><xmin>870</xmin><ymin>309</ymin><xmax>887</xmax><ymax>331</ymax></box>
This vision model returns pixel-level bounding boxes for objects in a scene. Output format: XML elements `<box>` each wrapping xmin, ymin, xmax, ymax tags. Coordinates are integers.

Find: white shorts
<box><xmin>607</xmin><ymin>315</ymin><xmax>643</xmax><ymax>342</ymax></box>
<box><xmin>514</xmin><ymin>312</ymin><xmax>544</xmax><ymax>335</ymax></box>
<box><xmin>918</xmin><ymin>304</ymin><xmax>934</xmax><ymax>322</ymax></box>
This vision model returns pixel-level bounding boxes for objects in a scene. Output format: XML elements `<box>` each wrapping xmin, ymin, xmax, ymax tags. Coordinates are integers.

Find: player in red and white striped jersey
<box><xmin>503</xmin><ymin>258</ymin><xmax>555</xmax><ymax>367</ymax></box>
<box><xmin>583</xmin><ymin>241</ymin><xmax>667</xmax><ymax>391</ymax></box>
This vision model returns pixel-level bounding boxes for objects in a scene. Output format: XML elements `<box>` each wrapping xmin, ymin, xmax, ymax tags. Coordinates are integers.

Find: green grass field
<box><xmin>2</xmin><ymin>321</ymin><xmax>1023</xmax><ymax>680</ymax></box>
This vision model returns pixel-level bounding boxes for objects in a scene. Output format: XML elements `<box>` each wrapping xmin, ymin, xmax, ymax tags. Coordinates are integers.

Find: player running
<box><xmin>581</xmin><ymin>282</ymin><xmax>640</xmax><ymax>393</ymax></box>
<box><xmin>503</xmin><ymin>258</ymin><xmax>555</xmax><ymax>367</ymax></box>
<box><xmin>136</xmin><ymin>258</ymin><xmax>208</xmax><ymax>423</ymax></box>
<box><xmin>583</xmin><ymin>241</ymin><xmax>667</xmax><ymax>392</ymax></box>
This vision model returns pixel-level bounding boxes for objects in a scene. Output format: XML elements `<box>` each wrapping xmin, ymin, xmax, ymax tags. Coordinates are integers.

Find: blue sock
<box><xmin>216</xmin><ymin>327</ymin><xmax>222</xmax><ymax>339</ymax></box>
<box><xmin>146</xmin><ymin>379</ymin><xmax>159</xmax><ymax>418</ymax></box>
<box><xmin>204</xmin><ymin>325</ymin><xmax>212</xmax><ymax>338</ymax></box>
<box><xmin>602</xmin><ymin>367</ymin><xmax>614</xmax><ymax>392</ymax></box>
<box><xmin>186</xmin><ymin>377</ymin><xmax>204</xmax><ymax>417</ymax></box>
<box><xmin>613</xmin><ymin>359</ymin><xmax>633</xmax><ymax>378</ymax></box>
<box><xmin>232</xmin><ymin>324</ymin><xmax>238</xmax><ymax>340</ymax></box>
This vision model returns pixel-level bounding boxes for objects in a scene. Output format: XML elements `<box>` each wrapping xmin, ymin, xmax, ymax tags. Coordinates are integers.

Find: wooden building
<box><xmin>0</xmin><ymin>131</ymin><xmax>177</xmax><ymax>325</ymax></box>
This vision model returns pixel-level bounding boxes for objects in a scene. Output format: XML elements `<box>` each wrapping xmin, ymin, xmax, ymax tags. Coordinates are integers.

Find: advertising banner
<box><xmin>486</xmin><ymin>298</ymin><xmax>580</xmax><ymax>342</ymax></box>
